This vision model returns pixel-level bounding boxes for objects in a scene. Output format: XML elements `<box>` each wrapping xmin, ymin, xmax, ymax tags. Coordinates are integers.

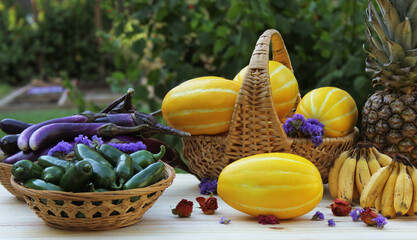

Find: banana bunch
<box><xmin>328</xmin><ymin>142</ymin><xmax>392</xmax><ymax>203</ymax></box>
<box><xmin>360</xmin><ymin>154</ymin><xmax>417</xmax><ymax>218</ymax></box>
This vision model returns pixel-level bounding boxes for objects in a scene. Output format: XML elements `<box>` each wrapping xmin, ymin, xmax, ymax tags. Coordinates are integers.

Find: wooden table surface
<box><xmin>1</xmin><ymin>173</ymin><xmax>417</xmax><ymax>239</ymax></box>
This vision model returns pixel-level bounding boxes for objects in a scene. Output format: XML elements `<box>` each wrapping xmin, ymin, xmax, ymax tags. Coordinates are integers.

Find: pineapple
<box><xmin>362</xmin><ymin>0</ymin><xmax>417</xmax><ymax>164</ymax></box>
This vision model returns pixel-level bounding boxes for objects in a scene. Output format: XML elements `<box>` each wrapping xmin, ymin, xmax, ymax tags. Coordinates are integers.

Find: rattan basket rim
<box><xmin>288</xmin><ymin>127</ymin><xmax>359</xmax><ymax>143</ymax></box>
<box><xmin>10</xmin><ymin>162</ymin><xmax>176</xmax><ymax>201</ymax></box>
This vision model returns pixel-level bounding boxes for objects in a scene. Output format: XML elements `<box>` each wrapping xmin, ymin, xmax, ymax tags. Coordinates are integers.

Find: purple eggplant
<box><xmin>93</xmin><ymin>113</ymin><xmax>135</xmax><ymax>127</ymax></box>
<box><xmin>0</xmin><ymin>119</ymin><xmax>33</xmax><ymax>134</ymax></box>
<box><xmin>18</xmin><ymin>115</ymin><xmax>89</xmax><ymax>151</ymax></box>
<box><xmin>28</xmin><ymin>122</ymin><xmax>149</xmax><ymax>151</ymax></box>
<box><xmin>0</xmin><ymin>134</ymin><xmax>20</xmax><ymax>155</ymax></box>
<box><xmin>3</xmin><ymin>146</ymin><xmax>51</xmax><ymax>164</ymax></box>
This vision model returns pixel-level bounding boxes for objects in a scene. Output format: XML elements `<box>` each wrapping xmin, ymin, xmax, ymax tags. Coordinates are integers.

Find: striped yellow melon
<box><xmin>233</xmin><ymin>60</ymin><xmax>299</xmax><ymax>122</ymax></box>
<box><xmin>161</xmin><ymin>77</ymin><xmax>240</xmax><ymax>135</ymax></box>
<box><xmin>295</xmin><ymin>87</ymin><xmax>358</xmax><ymax>137</ymax></box>
<box><xmin>218</xmin><ymin>153</ymin><xmax>323</xmax><ymax>219</ymax></box>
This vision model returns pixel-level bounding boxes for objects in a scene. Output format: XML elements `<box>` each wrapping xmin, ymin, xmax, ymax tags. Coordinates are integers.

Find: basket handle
<box><xmin>224</xmin><ymin>29</ymin><xmax>292</xmax><ymax>162</ymax></box>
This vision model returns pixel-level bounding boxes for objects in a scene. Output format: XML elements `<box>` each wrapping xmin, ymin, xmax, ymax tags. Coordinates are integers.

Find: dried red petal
<box><xmin>172</xmin><ymin>199</ymin><xmax>193</xmax><ymax>217</ymax></box>
<box><xmin>196</xmin><ymin>196</ymin><xmax>218</xmax><ymax>215</ymax></box>
<box><xmin>258</xmin><ymin>215</ymin><xmax>280</xmax><ymax>225</ymax></box>
<box><xmin>331</xmin><ymin>198</ymin><xmax>352</xmax><ymax>216</ymax></box>
<box><xmin>360</xmin><ymin>207</ymin><xmax>379</xmax><ymax>226</ymax></box>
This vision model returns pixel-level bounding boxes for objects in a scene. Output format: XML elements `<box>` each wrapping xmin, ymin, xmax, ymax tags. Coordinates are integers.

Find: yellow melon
<box><xmin>161</xmin><ymin>77</ymin><xmax>240</xmax><ymax>135</ymax></box>
<box><xmin>218</xmin><ymin>153</ymin><xmax>323</xmax><ymax>219</ymax></box>
<box><xmin>295</xmin><ymin>87</ymin><xmax>358</xmax><ymax>137</ymax></box>
<box><xmin>233</xmin><ymin>60</ymin><xmax>299</xmax><ymax>122</ymax></box>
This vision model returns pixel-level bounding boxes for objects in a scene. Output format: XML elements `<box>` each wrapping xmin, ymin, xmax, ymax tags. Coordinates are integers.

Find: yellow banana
<box><xmin>367</xmin><ymin>150</ymin><xmax>382</xmax><ymax>175</ymax></box>
<box><xmin>328</xmin><ymin>151</ymin><xmax>350</xmax><ymax>199</ymax></box>
<box><xmin>337</xmin><ymin>156</ymin><xmax>357</xmax><ymax>202</ymax></box>
<box><xmin>355</xmin><ymin>151</ymin><xmax>371</xmax><ymax>194</ymax></box>
<box><xmin>360</xmin><ymin>163</ymin><xmax>394</xmax><ymax>208</ymax></box>
<box><xmin>406</xmin><ymin>165</ymin><xmax>417</xmax><ymax>215</ymax></box>
<box><xmin>372</xmin><ymin>147</ymin><xmax>392</xmax><ymax>167</ymax></box>
<box><xmin>352</xmin><ymin>184</ymin><xmax>360</xmax><ymax>203</ymax></box>
<box><xmin>375</xmin><ymin>191</ymin><xmax>382</xmax><ymax>212</ymax></box>
<box><xmin>394</xmin><ymin>164</ymin><xmax>413</xmax><ymax>215</ymax></box>
<box><xmin>380</xmin><ymin>162</ymin><xmax>399</xmax><ymax>219</ymax></box>
<box><xmin>406</xmin><ymin>203</ymin><xmax>415</xmax><ymax>216</ymax></box>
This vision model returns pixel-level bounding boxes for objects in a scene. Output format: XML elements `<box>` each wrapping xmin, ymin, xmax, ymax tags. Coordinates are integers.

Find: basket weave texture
<box><xmin>0</xmin><ymin>162</ymin><xmax>24</xmax><ymax>200</ymax></box>
<box><xmin>11</xmin><ymin>163</ymin><xmax>175</xmax><ymax>231</ymax></box>
<box><xmin>182</xmin><ymin>29</ymin><xmax>359</xmax><ymax>183</ymax></box>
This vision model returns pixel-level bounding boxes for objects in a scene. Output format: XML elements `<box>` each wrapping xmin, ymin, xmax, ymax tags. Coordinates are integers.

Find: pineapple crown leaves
<box><xmin>365</xmin><ymin>0</ymin><xmax>417</xmax><ymax>93</ymax></box>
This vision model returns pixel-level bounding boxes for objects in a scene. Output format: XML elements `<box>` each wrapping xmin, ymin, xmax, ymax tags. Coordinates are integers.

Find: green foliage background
<box><xmin>0</xmin><ymin>0</ymin><xmax>372</xmax><ymax>149</ymax></box>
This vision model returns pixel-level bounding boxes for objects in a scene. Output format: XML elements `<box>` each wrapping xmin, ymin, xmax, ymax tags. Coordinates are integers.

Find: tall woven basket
<box><xmin>182</xmin><ymin>29</ymin><xmax>359</xmax><ymax>183</ymax></box>
<box><xmin>11</xmin><ymin>163</ymin><xmax>175</xmax><ymax>231</ymax></box>
<box><xmin>0</xmin><ymin>162</ymin><xmax>24</xmax><ymax>200</ymax></box>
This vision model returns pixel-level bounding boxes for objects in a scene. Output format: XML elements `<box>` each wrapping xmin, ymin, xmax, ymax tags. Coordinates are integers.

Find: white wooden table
<box><xmin>1</xmin><ymin>173</ymin><xmax>416</xmax><ymax>239</ymax></box>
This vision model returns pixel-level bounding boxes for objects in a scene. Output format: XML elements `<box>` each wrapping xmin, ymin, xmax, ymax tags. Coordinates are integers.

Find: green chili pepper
<box><xmin>82</xmin><ymin>158</ymin><xmax>121</xmax><ymax>190</ymax></box>
<box><xmin>74</xmin><ymin>143</ymin><xmax>112</xmax><ymax>168</ymax></box>
<box><xmin>130</xmin><ymin>145</ymin><xmax>166</xmax><ymax>169</ymax></box>
<box><xmin>59</xmin><ymin>160</ymin><xmax>93</xmax><ymax>192</ymax></box>
<box><xmin>11</xmin><ymin>160</ymin><xmax>43</xmax><ymax>183</ymax></box>
<box><xmin>24</xmin><ymin>178</ymin><xmax>64</xmax><ymax>191</ymax></box>
<box><xmin>123</xmin><ymin>162</ymin><xmax>165</xmax><ymax>190</ymax></box>
<box><xmin>38</xmin><ymin>155</ymin><xmax>74</xmax><ymax>170</ymax></box>
<box><xmin>41</xmin><ymin>166</ymin><xmax>64</xmax><ymax>185</ymax></box>
<box><xmin>115</xmin><ymin>154</ymin><xmax>134</xmax><ymax>186</ymax></box>
<box><xmin>97</xmin><ymin>144</ymin><xmax>124</xmax><ymax>167</ymax></box>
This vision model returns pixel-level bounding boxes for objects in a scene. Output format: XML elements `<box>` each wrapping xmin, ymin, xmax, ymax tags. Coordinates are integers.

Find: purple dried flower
<box><xmin>199</xmin><ymin>178</ymin><xmax>218</xmax><ymax>195</ymax></box>
<box><xmin>350</xmin><ymin>209</ymin><xmax>362</xmax><ymax>222</ymax></box>
<box><xmin>292</xmin><ymin>114</ymin><xmax>305</xmax><ymax>122</ymax></box>
<box><xmin>92</xmin><ymin>135</ymin><xmax>104</xmax><ymax>145</ymax></box>
<box><xmin>108</xmin><ymin>141</ymin><xmax>147</xmax><ymax>153</ymax></box>
<box><xmin>373</xmin><ymin>214</ymin><xmax>387</xmax><ymax>229</ymax></box>
<box><xmin>328</xmin><ymin>219</ymin><xmax>336</xmax><ymax>227</ymax></box>
<box><xmin>74</xmin><ymin>135</ymin><xmax>92</xmax><ymax>147</ymax></box>
<box><xmin>219</xmin><ymin>217</ymin><xmax>231</xmax><ymax>224</ymax></box>
<box><xmin>312</xmin><ymin>211</ymin><xmax>324</xmax><ymax>221</ymax></box>
<box><xmin>283</xmin><ymin>114</ymin><xmax>305</xmax><ymax>137</ymax></box>
<box><xmin>48</xmin><ymin>140</ymin><xmax>73</xmax><ymax>157</ymax></box>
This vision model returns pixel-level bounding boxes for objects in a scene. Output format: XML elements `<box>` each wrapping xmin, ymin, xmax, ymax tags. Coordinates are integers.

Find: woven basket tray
<box><xmin>0</xmin><ymin>162</ymin><xmax>24</xmax><ymax>200</ymax></box>
<box><xmin>11</xmin><ymin>163</ymin><xmax>175</xmax><ymax>231</ymax></box>
<box><xmin>182</xmin><ymin>29</ymin><xmax>359</xmax><ymax>183</ymax></box>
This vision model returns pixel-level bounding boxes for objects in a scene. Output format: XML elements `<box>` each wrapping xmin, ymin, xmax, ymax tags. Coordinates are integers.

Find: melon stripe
<box><xmin>165</xmin><ymin>107</ymin><xmax>234</xmax><ymax>118</ymax></box>
<box><xmin>310</xmin><ymin>90</ymin><xmax>317</xmax><ymax>116</ymax></box>
<box><xmin>317</xmin><ymin>88</ymin><xmax>338</xmax><ymax>116</ymax></box>
<box><xmin>177</xmin><ymin>120</ymin><xmax>230</xmax><ymax>130</ymax></box>
<box><xmin>297</xmin><ymin>102</ymin><xmax>313</xmax><ymax>119</ymax></box>
<box><xmin>169</xmin><ymin>88</ymin><xmax>239</xmax><ymax>99</ymax></box>
<box><xmin>274</xmin><ymin>97</ymin><xmax>297</xmax><ymax>107</ymax></box>
<box><xmin>270</xmin><ymin>64</ymin><xmax>286</xmax><ymax>77</ymax></box>
<box><xmin>320</xmin><ymin>95</ymin><xmax>350</xmax><ymax>119</ymax></box>
<box><xmin>321</xmin><ymin>108</ymin><xmax>357</xmax><ymax>124</ymax></box>
<box><xmin>271</xmin><ymin>77</ymin><xmax>297</xmax><ymax>94</ymax></box>
<box><xmin>238</xmin><ymin>183</ymin><xmax>320</xmax><ymax>191</ymax></box>
<box><xmin>228</xmin><ymin>189</ymin><xmax>322</xmax><ymax>213</ymax></box>
<box><xmin>233</xmin><ymin>157</ymin><xmax>315</xmax><ymax>168</ymax></box>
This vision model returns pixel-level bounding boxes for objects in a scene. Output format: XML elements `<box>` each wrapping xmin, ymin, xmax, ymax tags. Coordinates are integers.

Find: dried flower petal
<box><xmin>328</xmin><ymin>219</ymin><xmax>336</xmax><ymax>227</ymax></box>
<box><xmin>373</xmin><ymin>214</ymin><xmax>387</xmax><ymax>229</ymax></box>
<box><xmin>48</xmin><ymin>141</ymin><xmax>73</xmax><ymax>157</ymax></box>
<box><xmin>219</xmin><ymin>216</ymin><xmax>231</xmax><ymax>224</ymax></box>
<box><xmin>108</xmin><ymin>141</ymin><xmax>147</xmax><ymax>153</ymax></box>
<box><xmin>360</xmin><ymin>207</ymin><xmax>379</xmax><ymax>226</ymax></box>
<box><xmin>331</xmin><ymin>198</ymin><xmax>352</xmax><ymax>216</ymax></box>
<box><xmin>312</xmin><ymin>211</ymin><xmax>324</xmax><ymax>221</ymax></box>
<box><xmin>350</xmin><ymin>209</ymin><xmax>363</xmax><ymax>222</ymax></box>
<box><xmin>258</xmin><ymin>215</ymin><xmax>280</xmax><ymax>225</ymax></box>
<box><xmin>74</xmin><ymin>135</ymin><xmax>92</xmax><ymax>147</ymax></box>
<box><xmin>172</xmin><ymin>199</ymin><xmax>193</xmax><ymax>217</ymax></box>
<box><xmin>199</xmin><ymin>178</ymin><xmax>217</xmax><ymax>195</ymax></box>
<box><xmin>196</xmin><ymin>196</ymin><xmax>218</xmax><ymax>214</ymax></box>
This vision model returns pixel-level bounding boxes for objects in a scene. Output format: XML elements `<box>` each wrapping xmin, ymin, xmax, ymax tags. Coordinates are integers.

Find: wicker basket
<box><xmin>0</xmin><ymin>162</ymin><xmax>24</xmax><ymax>200</ymax></box>
<box><xmin>182</xmin><ymin>29</ymin><xmax>359</xmax><ymax>183</ymax></box>
<box><xmin>11</xmin><ymin>163</ymin><xmax>175</xmax><ymax>231</ymax></box>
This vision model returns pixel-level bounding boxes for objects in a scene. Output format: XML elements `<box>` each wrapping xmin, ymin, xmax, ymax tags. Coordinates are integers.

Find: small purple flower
<box><xmin>283</xmin><ymin>114</ymin><xmax>305</xmax><ymax>137</ymax></box>
<box><xmin>74</xmin><ymin>135</ymin><xmax>92</xmax><ymax>147</ymax></box>
<box><xmin>108</xmin><ymin>141</ymin><xmax>147</xmax><ymax>153</ymax></box>
<box><xmin>219</xmin><ymin>217</ymin><xmax>231</xmax><ymax>224</ymax></box>
<box><xmin>199</xmin><ymin>178</ymin><xmax>218</xmax><ymax>195</ymax></box>
<box><xmin>350</xmin><ymin>209</ymin><xmax>363</xmax><ymax>222</ymax></box>
<box><xmin>328</xmin><ymin>219</ymin><xmax>336</xmax><ymax>227</ymax></box>
<box><xmin>312</xmin><ymin>211</ymin><xmax>324</xmax><ymax>221</ymax></box>
<box><xmin>92</xmin><ymin>135</ymin><xmax>104</xmax><ymax>145</ymax></box>
<box><xmin>373</xmin><ymin>214</ymin><xmax>387</xmax><ymax>229</ymax></box>
<box><xmin>48</xmin><ymin>140</ymin><xmax>73</xmax><ymax>157</ymax></box>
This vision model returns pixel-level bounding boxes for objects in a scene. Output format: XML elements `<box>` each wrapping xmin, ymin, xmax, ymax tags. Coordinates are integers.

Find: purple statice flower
<box><xmin>92</xmin><ymin>135</ymin><xmax>104</xmax><ymax>145</ymax></box>
<box><xmin>219</xmin><ymin>216</ymin><xmax>231</xmax><ymax>224</ymax></box>
<box><xmin>312</xmin><ymin>211</ymin><xmax>324</xmax><ymax>221</ymax></box>
<box><xmin>373</xmin><ymin>214</ymin><xmax>387</xmax><ymax>229</ymax></box>
<box><xmin>74</xmin><ymin>135</ymin><xmax>92</xmax><ymax>147</ymax></box>
<box><xmin>283</xmin><ymin>114</ymin><xmax>305</xmax><ymax>137</ymax></box>
<box><xmin>108</xmin><ymin>141</ymin><xmax>147</xmax><ymax>153</ymax></box>
<box><xmin>298</xmin><ymin>118</ymin><xmax>325</xmax><ymax>148</ymax></box>
<box><xmin>350</xmin><ymin>209</ymin><xmax>363</xmax><ymax>222</ymax></box>
<box><xmin>48</xmin><ymin>140</ymin><xmax>73</xmax><ymax>157</ymax></box>
<box><xmin>328</xmin><ymin>219</ymin><xmax>336</xmax><ymax>227</ymax></box>
<box><xmin>199</xmin><ymin>178</ymin><xmax>218</xmax><ymax>195</ymax></box>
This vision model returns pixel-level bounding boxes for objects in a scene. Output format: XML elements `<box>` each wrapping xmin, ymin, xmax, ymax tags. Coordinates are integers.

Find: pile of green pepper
<box><xmin>11</xmin><ymin>143</ymin><xmax>167</xmax><ymax>192</ymax></box>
